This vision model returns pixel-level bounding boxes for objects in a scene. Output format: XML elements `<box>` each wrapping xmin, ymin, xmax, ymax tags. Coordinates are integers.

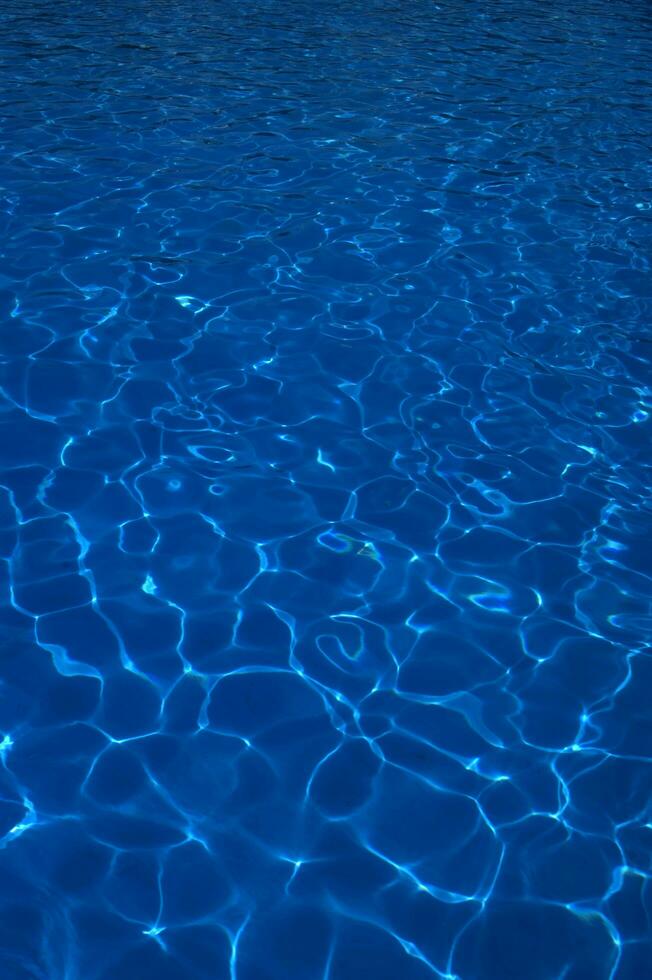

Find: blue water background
<box><xmin>1</xmin><ymin>0</ymin><xmax>652</xmax><ymax>977</ymax></box>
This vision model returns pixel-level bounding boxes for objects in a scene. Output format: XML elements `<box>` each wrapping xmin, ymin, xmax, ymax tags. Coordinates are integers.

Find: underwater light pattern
<box><xmin>0</xmin><ymin>0</ymin><xmax>651</xmax><ymax>977</ymax></box>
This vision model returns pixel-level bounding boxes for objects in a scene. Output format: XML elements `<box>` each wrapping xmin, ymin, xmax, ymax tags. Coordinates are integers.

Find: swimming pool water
<box><xmin>1</xmin><ymin>0</ymin><xmax>651</xmax><ymax>976</ymax></box>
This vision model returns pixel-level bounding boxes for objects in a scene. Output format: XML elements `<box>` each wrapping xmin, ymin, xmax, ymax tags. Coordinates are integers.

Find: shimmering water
<box><xmin>1</xmin><ymin>0</ymin><xmax>651</xmax><ymax>976</ymax></box>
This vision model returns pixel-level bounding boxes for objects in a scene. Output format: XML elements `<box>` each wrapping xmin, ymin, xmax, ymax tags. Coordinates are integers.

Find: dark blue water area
<box><xmin>0</xmin><ymin>0</ymin><xmax>651</xmax><ymax>976</ymax></box>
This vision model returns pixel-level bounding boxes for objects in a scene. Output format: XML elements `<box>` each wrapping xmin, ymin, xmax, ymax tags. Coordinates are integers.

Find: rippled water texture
<box><xmin>1</xmin><ymin>0</ymin><xmax>651</xmax><ymax>976</ymax></box>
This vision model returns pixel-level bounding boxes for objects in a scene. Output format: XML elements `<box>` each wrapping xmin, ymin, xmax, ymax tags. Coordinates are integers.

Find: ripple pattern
<box><xmin>1</xmin><ymin>0</ymin><xmax>652</xmax><ymax>977</ymax></box>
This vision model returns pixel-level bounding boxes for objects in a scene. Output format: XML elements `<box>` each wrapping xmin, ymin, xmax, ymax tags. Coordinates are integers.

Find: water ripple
<box><xmin>1</xmin><ymin>0</ymin><xmax>651</xmax><ymax>977</ymax></box>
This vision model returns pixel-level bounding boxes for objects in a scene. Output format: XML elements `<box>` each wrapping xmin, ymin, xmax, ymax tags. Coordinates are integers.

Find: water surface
<box><xmin>1</xmin><ymin>0</ymin><xmax>651</xmax><ymax>977</ymax></box>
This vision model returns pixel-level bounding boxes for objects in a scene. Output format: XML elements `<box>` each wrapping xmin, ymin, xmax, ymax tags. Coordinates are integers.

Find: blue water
<box><xmin>1</xmin><ymin>0</ymin><xmax>651</xmax><ymax>976</ymax></box>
